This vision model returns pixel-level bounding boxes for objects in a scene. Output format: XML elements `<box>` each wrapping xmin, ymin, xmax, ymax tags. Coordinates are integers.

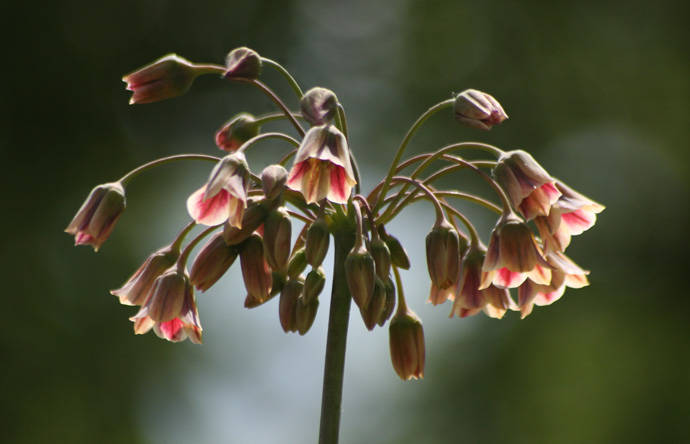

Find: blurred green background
<box><xmin>4</xmin><ymin>0</ymin><xmax>688</xmax><ymax>443</ymax></box>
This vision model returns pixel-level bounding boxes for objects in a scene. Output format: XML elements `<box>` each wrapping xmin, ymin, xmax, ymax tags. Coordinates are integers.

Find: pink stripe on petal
<box><xmin>286</xmin><ymin>161</ymin><xmax>309</xmax><ymax>188</ymax></box>
<box><xmin>328</xmin><ymin>166</ymin><xmax>348</xmax><ymax>203</ymax></box>
<box><xmin>541</xmin><ymin>182</ymin><xmax>562</xmax><ymax>203</ymax></box>
<box><xmin>158</xmin><ymin>318</ymin><xmax>185</xmax><ymax>341</ymax></box>
<box><xmin>562</xmin><ymin>210</ymin><xmax>595</xmax><ymax>235</ymax></box>
<box><xmin>75</xmin><ymin>232</ymin><xmax>95</xmax><ymax>245</ymax></box>
<box><xmin>493</xmin><ymin>267</ymin><xmax>527</xmax><ymax>288</ymax></box>
<box><xmin>527</xmin><ymin>264</ymin><xmax>552</xmax><ymax>285</ymax></box>
<box><xmin>187</xmin><ymin>186</ymin><xmax>230</xmax><ymax>226</ymax></box>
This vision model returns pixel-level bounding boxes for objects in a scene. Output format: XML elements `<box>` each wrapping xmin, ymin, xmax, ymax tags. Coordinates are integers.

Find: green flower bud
<box><xmin>279</xmin><ymin>277</ymin><xmax>304</xmax><ymax>333</ymax></box>
<box><xmin>303</xmin><ymin>267</ymin><xmax>326</xmax><ymax>304</ymax></box>
<box><xmin>425</xmin><ymin>220</ymin><xmax>460</xmax><ymax>290</ymax></box>
<box><xmin>287</xmin><ymin>247</ymin><xmax>308</xmax><ymax>279</ymax></box>
<box><xmin>263</xmin><ymin>207</ymin><xmax>292</xmax><ymax>272</ymax></box>
<box><xmin>377</xmin><ymin>277</ymin><xmax>396</xmax><ymax>327</ymax></box>
<box><xmin>369</xmin><ymin>237</ymin><xmax>391</xmax><ymax>280</ymax></box>
<box><xmin>361</xmin><ymin>277</ymin><xmax>387</xmax><ymax>331</ymax></box>
<box><xmin>379</xmin><ymin>227</ymin><xmax>410</xmax><ymax>270</ymax></box>
<box><xmin>305</xmin><ymin>217</ymin><xmax>330</xmax><ymax>267</ymax></box>
<box><xmin>345</xmin><ymin>244</ymin><xmax>376</xmax><ymax>308</ymax></box>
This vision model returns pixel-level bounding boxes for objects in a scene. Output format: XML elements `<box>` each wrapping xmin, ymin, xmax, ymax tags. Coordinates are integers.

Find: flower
<box><xmin>111</xmin><ymin>245</ymin><xmax>179</xmax><ymax>305</ymax></box>
<box><xmin>345</xmin><ymin>243</ymin><xmax>376</xmax><ymax>309</ymax></box>
<box><xmin>130</xmin><ymin>268</ymin><xmax>202</xmax><ymax>344</ymax></box>
<box><xmin>189</xmin><ymin>232</ymin><xmax>239</xmax><ymax>292</ymax></box>
<box><xmin>535</xmin><ymin>180</ymin><xmax>605</xmax><ymax>253</ymax></box>
<box><xmin>240</xmin><ymin>234</ymin><xmax>273</xmax><ymax>306</ymax></box>
<box><xmin>286</xmin><ymin>125</ymin><xmax>356</xmax><ymax>204</ymax></box>
<box><xmin>65</xmin><ymin>182</ymin><xmax>126</xmax><ymax>251</ymax></box>
<box><xmin>425</xmin><ymin>219</ymin><xmax>461</xmax><ymax>302</ymax></box>
<box><xmin>389</xmin><ymin>308</ymin><xmax>425</xmax><ymax>380</ymax></box>
<box><xmin>300</xmin><ymin>87</ymin><xmax>339</xmax><ymax>126</ymax></box>
<box><xmin>215</xmin><ymin>113</ymin><xmax>261</xmax><ymax>152</ymax></box>
<box><xmin>450</xmin><ymin>246</ymin><xmax>517</xmax><ymax>319</ymax></box>
<box><xmin>481</xmin><ymin>213</ymin><xmax>551</xmax><ymax>289</ymax></box>
<box><xmin>224</xmin><ymin>47</ymin><xmax>262</xmax><ymax>80</ymax></box>
<box><xmin>187</xmin><ymin>152</ymin><xmax>250</xmax><ymax>228</ymax></box>
<box><xmin>517</xmin><ymin>251</ymin><xmax>589</xmax><ymax>318</ymax></box>
<box><xmin>122</xmin><ymin>54</ymin><xmax>201</xmax><ymax>105</ymax></box>
<box><xmin>493</xmin><ymin>150</ymin><xmax>561</xmax><ymax>220</ymax></box>
<box><xmin>453</xmin><ymin>89</ymin><xmax>508</xmax><ymax>130</ymax></box>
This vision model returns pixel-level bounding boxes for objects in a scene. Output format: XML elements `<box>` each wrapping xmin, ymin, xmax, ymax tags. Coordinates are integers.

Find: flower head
<box><xmin>130</xmin><ymin>268</ymin><xmax>202</xmax><ymax>344</ymax></box>
<box><xmin>122</xmin><ymin>54</ymin><xmax>200</xmax><ymax>105</ymax></box>
<box><xmin>65</xmin><ymin>182</ymin><xmax>126</xmax><ymax>251</ymax></box>
<box><xmin>454</xmin><ymin>89</ymin><xmax>508</xmax><ymax>130</ymax></box>
<box><xmin>187</xmin><ymin>152</ymin><xmax>250</xmax><ymax>228</ymax></box>
<box><xmin>111</xmin><ymin>245</ymin><xmax>179</xmax><ymax>305</ymax></box>
<box><xmin>286</xmin><ymin>125</ymin><xmax>356</xmax><ymax>204</ymax></box>
<box><xmin>493</xmin><ymin>150</ymin><xmax>561</xmax><ymax>220</ymax></box>
<box><xmin>215</xmin><ymin>113</ymin><xmax>261</xmax><ymax>152</ymax></box>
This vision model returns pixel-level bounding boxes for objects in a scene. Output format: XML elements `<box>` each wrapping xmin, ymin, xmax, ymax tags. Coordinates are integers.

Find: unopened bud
<box><xmin>224</xmin><ymin>47</ymin><xmax>262</xmax><ymax>80</ymax></box>
<box><xmin>190</xmin><ymin>232</ymin><xmax>238</xmax><ymax>291</ymax></box>
<box><xmin>288</xmin><ymin>248</ymin><xmax>308</xmax><ymax>278</ymax></box>
<box><xmin>263</xmin><ymin>207</ymin><xmax>292</xmax><ymax>271</ymax></box>
<box><xmin>300</xmin><ymin>87</ymin><xmax>338</xmax><ymax>126</ymax></box>
<box><xmin>425</xmin><ymin>220</ymin><xmax>460</xmax><ymax>289</ymax></box>
<box><xmin>453</xmin><ymin>89</ymin><xmax>508</xmax><ymax>131</ymax></box>
<box><xmin>295</xmin><ymin>296</ymin><xmax>319</xmax><ymax>335</ymax></box>
<box><xmin>240</xmin><ymin>234</ymin><xmax>273</xmax><ymax>305</ymax></box>
<box><xmin>377</xmin><ymin>277</ymin><xmax>396</xmax><ymax>327</ymax></box>
<box><xmin>261</xmin><ymin>164</ymin><xmax>288</xmax><ymax>201</ymax></box>
<box><xmin>223</xmin><ymin>198</ymin><xmax>270</xmax><ymax>245</ymax></box>
<box><xmin>215</xmin><ymin>113</ymin><xmax>260</xmax><ymax>152</ymax></box>
<box><xmin>122</xmin><ymin>54</ymin><xmax>202</xmax><ymax>105</ymax></box>
<box><xmin>345</xmin><ymin>245</ymin><xmax>376</xmax><ymax>308</ymax></box>
<box><xmin>65</xmin><ymin>182</ymin><xmax>126</xmax><ymax>252</ymax></box>
<box><xmin>305</xmin><ymin>217</ymin><xmax>330</xmax><ymax>267</ymax></box>
<box><xmin>279</xmin><ymin>277</ymin><xmax>303</xmax><ymax>332</ymax></box>
<box><xmin>379</xmin><ymin>227</ymin><xmax>410</xmax><ymax>270</ymax></box>
<box><xmin>303</xmin><ymin>267</ymin><xmax>326</xmax><ymax>304</ymax></box>
<box><xmin>389</xmin><ymin>308</ymin><xmax>425</xmax><ymax>380</ymax></box>
<box><xmin>369</xmin><ymin>237</ymin><xmax>391</xmax><ymax>280</ymax></box>
<box><xmin>361</xmin><ymin>278</ymin><xmax>387</xmax><ymax>331</ymax></box>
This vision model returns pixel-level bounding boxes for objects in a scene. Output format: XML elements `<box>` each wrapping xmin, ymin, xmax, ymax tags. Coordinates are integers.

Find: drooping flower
<box><xmin>493</xmin><ymin>150</ymin><xmax>561</xmax><ymax>220</ymax></box>
<box><xmin>517</xmin><ymin>251</ymin><xmax>589</xmax><ymax>318</ymax></box>
<box><xmin>450</xmin><ymin>246</ymin><xmax>517</xmax><ymax>319</ymax></box>
<box><xmin>286</xmin><ymin>125</ymin><xmax>356</xmax><ymax>204</ymax></box>
<box><xmin>187</xmin><ymin>152</ymin><xmax>250</xmax><ymax>228</ymax></box>
<box><xmin>389</xmin><ymin>307</ymin><xmax>425</xmax><ymax>380</ymax></box>
<box><xmin>130</xmin><ymin>268</ymin><xmax>202</xmax><ymax>344</ymax></box>
<box><xmin>122</xmin><ymin>54</ymin><xmax>201</xmax><ymax>105</ymax></box>
<box><xmin>189</xmin><ymin>232</ymin><xmax>239</xmax><ymax>292</ymax></box>
<box><xmin>481</xmin><ymin>213</ymin><xmax>551</xmax><ymax>289</ymax></box>
<box><xmin>535</xmin><ymin>180</ymin><xmax>605</xmax><ymax>253</ymax></box>
<box><xmin>111</xmin><ymin>245</ymin><xmax>179</xmax><ymax>305</ymax></box>
<box><xmin>215</xmin><ymin>113</ymin><xmax>261</xmax><ymax>152</ymax></box>
<box><xmin>453</xmin><ymin>89</ymin><xmax>508</xmax><ymax>130</ymax></box>
<box><xmin>425</xmin><ymin>219</ymin><xmax>461</xmax><ymax>304</ymax></box>
<box><xmin>65</xmin><ymin>182</ymin><xmax>126</xmax><ymax>251</ymax></box>
<box><xmin>300</xmin><ymin>87</ymin><xmax>339</xmax><ymax>126</ymax></box>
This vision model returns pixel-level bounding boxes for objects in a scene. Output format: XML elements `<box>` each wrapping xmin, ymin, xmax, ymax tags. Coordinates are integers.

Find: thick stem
<box><xmin>318</xmin><ymin>228</ymin><xmax>355</xmax><ymax>444</ymax></box>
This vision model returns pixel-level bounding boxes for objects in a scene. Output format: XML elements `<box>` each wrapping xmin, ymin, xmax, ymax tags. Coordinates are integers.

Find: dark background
<box><xmin>3</xmin><ymin>1</ymin><xmax>688</xmax><ymax>443</ymax></box>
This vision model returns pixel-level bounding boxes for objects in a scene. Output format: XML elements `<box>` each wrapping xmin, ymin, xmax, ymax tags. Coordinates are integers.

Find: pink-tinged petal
<box><xmin>327</xmin><ymin>166</ymin><xmax>348</xmax><ymax>203</ymax></box>
<box><xmin>493</xmin><ymin>267</ymin><xmax>527</xmax><ymax>289</ymax></box>
<box><xmin>156</xmin><ymin>318</ymin><xmax>186</xmax><ymax>342</ymax></box>
<box><xmin>75</xmin><ymin>232</ymin><xmax>95</xmax><ymax>246</ymax></box>
<box><xmin>130</xmin><ymin>312</ymin><xmax>155</xmax><ymax>335</ymax></box>
<box><xmin>478</xmin><ymin>270</ymin><xmax>494</xmax><ymax>290</ymax></box>
<box><xmin>565</xmin><ymin>273</ymin><xmax>590</xmax><ymax>288</ymax></box>
<box><xmin>482</xmin><ymin>232</ymin><xmax>501</xmax><ymax>271</ymax></box>
<box><xmin>527</xmin><ymin>264</ymin><xmax>552</xmax><ymax>285</ymax></box>
<box><xmin>226</xmin><ymin>196</ymin><xmax>245</xmax><ymax>229</ymax></box>
<box><xmin>187</xmin><ymin>186</ymin><xmax>230</xmax><ymax>226</ymax></box>
<box><xmin>561</xmin><ymin>209</ymin><xmax>596</xmax><ymax>235</ymax></box>
<box><xmin>519</xmin><ymin>183</ymin><xmax>560</xmax><ymax>220</ymax></box>
<box><xmin>287</xmin><ymin>160</ymin><xmax>309</xmax><ymax>187</ymax></box>
<box><xmin>534</xmin><ymin>286</ymin><xmax>566</xmax><ymax>306</ymax></box>
<box><xmin>517</xmin><ymin>280</ymin><xmax>538</xmax><ymax>319</ymax></box>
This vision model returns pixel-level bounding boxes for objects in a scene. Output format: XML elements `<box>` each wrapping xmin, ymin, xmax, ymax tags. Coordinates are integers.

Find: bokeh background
<box><xmin>4</xmin><ymin>0</ymin><xmax>688</xmax><ymax>443</ymax></box>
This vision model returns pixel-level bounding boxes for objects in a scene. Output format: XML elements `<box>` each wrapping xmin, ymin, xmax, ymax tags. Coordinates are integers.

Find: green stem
<box><xmin>374</xmin><ymin>99</ymin><xmax>454</xmax><ymax>212</ymax></box>
<box><xmin>261</xmin><ymin>57</ymin><xmax>304</xmax><ymax>98</ymax></box>
<box><xmin>170</xmin><ymin>221</ymin><xmax>197</xmax><ymax>252</ymax></box>
<box><xmin>245</xmin><ymin>79</ymin><xmax>306</xmax><ymax>137</ymax></box>
<box><xmin>119</xmin><ymin>154</ymin><xmax>221</xmax><ymax>186</ymax></box>
<box><xmin>238</xmin><ymin>132</ymin><xmax>300</xmax><ymax>153</ymax></box>
<box><xmin>318</xmin><ymin>227</ymin><xmax>355</xmax><ymax>444</ymax></box>
<box><xmin>176</xmin><ymin>225</ymin><xmax>221</xmax><ymax>272</ymax></box>
<box><xmin>254</xmin><ymin>111</ymin><xmax>304</xmax><ymax>126</ymax></box>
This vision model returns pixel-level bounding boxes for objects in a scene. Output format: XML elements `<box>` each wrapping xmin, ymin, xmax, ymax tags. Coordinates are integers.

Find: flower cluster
<box><xmin>65</xmin><ymin>47</ymin><xmax>602</xmax><ymax>383</ymax></box>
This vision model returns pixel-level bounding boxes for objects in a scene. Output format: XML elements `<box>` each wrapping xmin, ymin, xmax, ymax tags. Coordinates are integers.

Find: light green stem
<box><xmin>261</xmin><ymin>57</ymin><xmax>304</xmax><ymax>98</ymax></box>
<box><xmin>118</xmin><ymin>154</ymin><xmax>221</xmax><ymax>186</ymax></box>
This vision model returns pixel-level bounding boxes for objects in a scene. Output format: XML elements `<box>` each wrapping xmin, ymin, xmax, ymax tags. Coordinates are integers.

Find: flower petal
<box><xmin>187</xmin><ymin>186</ymin><xmax>230</xmax><ymax>226</ymax></box>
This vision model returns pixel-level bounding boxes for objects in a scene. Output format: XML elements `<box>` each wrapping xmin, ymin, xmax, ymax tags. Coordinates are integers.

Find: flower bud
<box><xmin>263</xmin><ymin>207</ymin><xmax>292</xmax><ymax>271</ymax></box>
<box><xmin>261</xmin><ymin>164</ymin><xmax>289</xmax><ymax>201</ymax></box>
<box><xmin>279</xmin><ymin>277</ymin><xmax>303</xmax><ymax>333</ymax></box>
<box><xmin>224</xmin><ymin>47</ymin><xmax>262</xmax><ymax>80</ymax></box>
<box><xmin>140</xmin><ymin>268</ymin><xmax>189</xmax><ymax>323</ymax></box>
<box><xmin>300</xmin><ymin>87</ymin><xmax>339</xmax><ymax>126</ymax></box>
<box><xmin>389</xmin><ymin>308</ymin><xmax>425</xmax><ymax>380</ymax></box>
<box><xmin>368</xmin><ymin>237</ymin><xmax>391</xmax><ymax>280</ymax></box>
<box><xmin>361</xmin><ymin>278</ymin><xmax>387</xmax><ymax>331</ymax></box>
<box><xmin>305</xmin><ymin>217</ymin><xmax>330</xmax><ymax>267</ymax></box>
<box><xmin>111</xmin><ymin>245</ymin><xmax>179</xmax><ymax>306</ymax></box>
<box><xmin>190</xmin><ymin>232</ymin><xmax>239</xmax><ymax>291</ymax></box>
<box><xmin>303</xmin><ymin>267</ymin><xmax>326</xmax><ymax>304</ymax></box>
<box><xmin>345</xmin><ymin>244</ymin><xmax>376</xmax><ymax>308</ymax></box>
<box><xmin>65</xmin><ymin>182</ymin><xmax>126</xmax><ymax>251</ymax></box>
<box><xmin>453</xmin><ymin>89</ymin><xmax>508</xmax><ymax>130</ymax></box>
<box><xmin>122</xmin><ymin>54</ymin><xmax>202</xmax><ymax>105</ymax></box>
<box><xmin>215</xmin><ymin>113</ymin><xmax>261</xmax><ymax>152</ymax></box>
<box><xmin>377</xmin><ymin>277</ymin><xmax>396</xmax><ymax>327</ymax></box>
<box><xmin>295</xmin><ymin>296</ymin><xmax>319</xmax><ymax>335</ymax></box>
<box><xmin>425</xmin><ymin>220</ymin><xmax>460</xmax><ymax>290</ymax></box>
<box><xmin>223</xmin><ymin>197</ymin><xmax>270</xmax><ymax>245</ymax></box>
<box><xmin>287</xmin><ymin>247</ymin><xmax>308</xmax><ymax>279</ymax></box>
<box><xmin>240</xmin><ymin>234</ymin><xmax>273</xmax><ymax>304</ymax></box>
<box><xmin>379</xmin><ymin>227</ymin><xmax>410</xmax><ymax>270</ymax></box>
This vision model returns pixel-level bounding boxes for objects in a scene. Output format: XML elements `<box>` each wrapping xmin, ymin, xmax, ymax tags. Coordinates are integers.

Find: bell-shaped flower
<box><xmin>481</xmin><ymin>213</ymin><xmax>551</xmax><ymax>289</ymax></box>
<box><xmin>451</xmin><ymin>246</ymin><xmax>517</xmax><ymax>319</ymax></box>
<box><xmin>389</xmin><ymin>307</ymin><xmax>425</xmax><ymax>380</ymax></box>
<box><xmin>425</xmin><ymin>219</ymin><xmax>461</xmax><ymax>298</ymax></box>
<box><xmin>110</xmin><ymin>245</ymin><xmax>179</xmax><ymax>305</ymax></box>
<box><xmin>493</xmin><ymin>150</ymin><xmax>561</xmax><ymax>220</ymax></box>
<box><xmin>122</xmin><ymin>54</ymin><xmax>201</xmax><ymax>105</ymax></box>
<box><xmin>187</xmin><ymin>152</ymin><xmax>250</xmax><ymax>228</ymax></box>
<box><xmin>453</xmin><ymin>89</ymin><xmax>508</xmax><ymax>130</ymax></box>
<box><xmin>215</xmin><ymin>113</ymin><xmax>261</xmax><ymax>152</ymax></box>
<box><xmin>535</xmin><ymin>180</ymin><xmax>605</xmax><ymax>253</ymax></box>
<box><xmin>130</xmin><ymin>268</ymin><xmax>202</xmax><ymax>344</ymax></box>
<box><xmin>65</xmin><ymin>182</ymin><xmax>126</xmax><ymax>251</ymax></box>
<box><xmin>286</xmin><ymin>125</ymin><xmax>356</xmax><ymax>204</ymax></box>
<box><xmin>189</xmin><ymin>232</ymin><xmax>239</xmax><ymax>292</ymax></box>
<box><xmin>517</xmin><ymin>251</ymin><xmax>589</xmax><ymax>318</ymax></box>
